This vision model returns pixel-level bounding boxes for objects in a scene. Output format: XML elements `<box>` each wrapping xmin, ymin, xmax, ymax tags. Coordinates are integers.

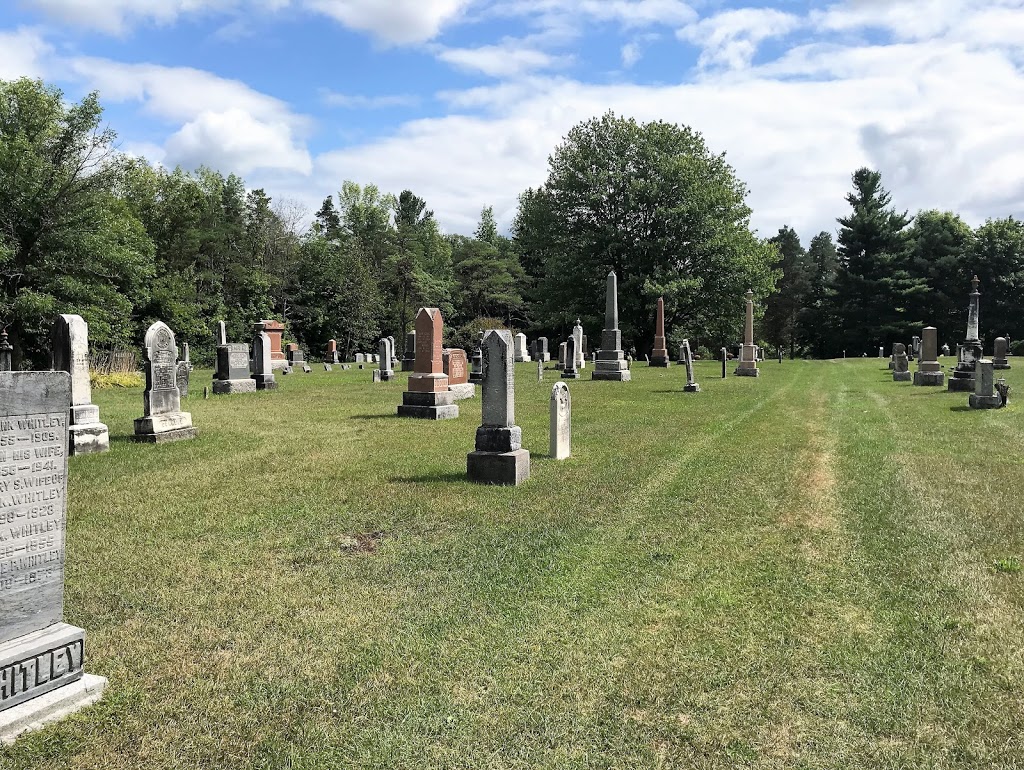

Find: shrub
<box><xmin>91</xmin><ymin>371</ymin><xmax>144</xmax><ymax>389</ymax></box>
<box><xmin>1010</xmin><ymin>340</ymin><xmax>1024</xmax><ymax>357</ymax></box>
<box><xmin>448</xmin><ymin>317</ymin><xmax>508</xmax><ymax>351</ymax></box>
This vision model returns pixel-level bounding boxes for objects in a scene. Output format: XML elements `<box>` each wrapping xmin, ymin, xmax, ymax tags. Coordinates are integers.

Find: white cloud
<box><xmin>437</xmin><ymin>41</ymin><xmax>572</xmax><ymax>77</ymax></box>
<box><xmin>320</xmin><ymin>90</ymin><xmax>421</xmax><ymax>109</ymax></box>
<box><xmin>0</xmin><ymin>27</ymin><xmax>52</xmax><ymax>80</ymax></box>
<box><xmin>303</xmin><ymin>0</ymin><xmax>472</xmax><ymax>44</ymax></box>
<box><xmin>621</xmin><ymin>41</ymin><xmax>642</xmax><ymax>68</ymax></box>
<box><xmin>67</xmin><ymin>58</ymin><xmax>312</xmax><ymax>174</ymax></box>
<box><xmin>26</xmin><ymin>0</ymin><xmax>289</xmax><ymax>35</ymax></box>
<box><xmin>678</xmin><ymin>8</ymin><xmax>802</xmax><ymax>70</ymax></box>
<box><xmin>491</xmin><ymin>0</ymin><xmax>696</xmax><ymax>29</ymax></box>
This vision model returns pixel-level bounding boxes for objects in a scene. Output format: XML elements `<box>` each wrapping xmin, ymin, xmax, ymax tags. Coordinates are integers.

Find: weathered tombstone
<box><xmin>398</xmin><ymin>308</ymin><xmax>459</xmax><ymax>419</ymax></box>
<box><xmin>341</xmin><ymin>364</ymin><xmax>351</xmax><ymax>370</ymax></box>
<box><xmin>51</xmin><ymin>314</ymin><xmax>109</xmax><ymax>455</ymax></box>
<box><xmin>912</xmin><ymin>336</ymin><xmax>921</xmax><ymax>361</ymax></box>
<box><xmin>0</xmin><ymin>329</ymin><xmax>12</xmax><ymax>372</ymax></box>
<box><xmin>721</xmin><ymin>347</ymin><xmax>727</xmax><ymax>379</ymax></box>
<box><xmin>561</xmin><ymin>337</ymin><xmax>580</xmax><ymax>379</ymax></box>
<box><xmin>514</xmin><ymin>333</ymin><xmax>531</xmax><ymax>363</ymax></box>
<box><xmin>0</xmin><ymin>370</ymin><xmax>107</xmax><ymax>743</ymax></box>
<box><xmin>558</xmin><ymin>342</ymin><xmax>567</xmax><ymax>370</ymax></box>
<box><xmin>537</xmin><ymin>358</ymin><xmax>543</xmax><ymax>382</ymax></box>
<box><xmin>251</xmin><ymin>326</ymin><xmax>278</xmax><ymax>391</ymax></box>
<box><xmin>949</xmin><ymin>276</ymin><xmax>984</xmax><ymax>392</ymax></box>
<box><xmin>469</xmin><ymin>333</ymin><xmax>484</xmax><ymax>384</ymax></box>
<box><xmin>681</xmin><ymin>339</ymin><xmax>700</xmax><ymax>392</ymax></box>
<box><xmin>878</xmin><ymin>346</ymin><xmax>884</xmax><ymax>358</ymax></box>
<box><xmin>378</xmin><ymin>338</ymin><xmax>395</xmax><ymax>381</ymax></box>
<box><xmin>132</xmin><ymin>322</ymin><xmax>197</xmax><ymax>443</ymax></box>
<box><xmin>260</xmin><ymin>320</ymin><xmax>287</xmax><ymax>369</ymax></box>
<box><xmin>581</xmin><ymin>334</ymin><xmax>588</xmax><ymax>359</ymax></box>
<box><xmin>572</xmin><ymin>320</ymin><xmax>585</xmax><ymax>370</ymax></box>
<box><xmin>550</xmin><ymin>381</ymin><xmax>571</xmax><ymax>460</ymax></box>
<box><xmin>993</xmin><ymin>337</ymin><xmax>1011</xmax><ymax>370</ymax></box>
<box><xmin>969</xmin><ymin>359</ymin><xmax>1003</xmax><ymax>409</ymax></box>
<box><xmin>650</xmin><ymin>297</ymin><xmax>669</xmax><ymax>366</ymax></box>
<box><xmin>388</xmin><ymin>336</ymin><xmax>398</xmax><ymax>368</ymax></box>
<box><xmin>302</xmin><ymin>365</ymin><xmax>311</xmax><ymax>374</ymax></box>
<box><xmin>402</xmin><ymin>332</ymin><xmax>416</xmax><ymax>371</ymax></box>
<box><xmin>324</xmin><ymin>363</ymin><xmax>332</xmax><ymax>371</ymax></box>
<box><xmin>467</xmin><ymin>330</ymin><xmax>529</xmax><ymax>485</ymax></box>
<box><xmin>892</xmin><ymin>343</ymin><xmax>911</xmax><ymax>382</ymax></box>
<box><xmin>325</xmin><ymin>339</ymin><xmax>340</xmax><ymax>364</ymax></box>
<box><xmin>996</xmin><ymin>378</ymin><xmax>1011</xmax><ymax>407</ymax></box>
<box><xmin>913</xmin><ymin>327</ymin><xmax>944</xmax><ymax>386</ymax></box>
<box><xmin>213</xmin><ymin>328</ymin><xmax>255</xmax><ymax>394</ymax></box>
<box><xmin>443</xmin><ymin>348</ymin><xmax>475</xmax><ymax>400</ymax></box>
<box><xmin>355</xmin><ymin>354</ymin><xmax>365</xmax><ymax>363</ymax></box>
<box><xmin>176</xmin><ymin>342</ymin><xmax>191</xmax><ymax>398</ymax></box>
<box><xmin>537</xmin><ymin>337</ymin><xmax>550</xmax><ymax>363</ymax></box>
<box><xmin>372</xmin><ymin>369</ymin><xmax>382</xmax><ymax>383</ymax></box>
<box><xmin>941</xmin><ymin>343</ymin><xmax>951</xmax><ymax>357</ymax></box>
<box><xmin>734</xmin><ymin>290</ymin><xmax>759</xmax><ymax>377</ymax></box>
<box><xmin>592</xmin><ymin>271</ymin><xmax>631</xmax><ymax>381</ymax></box>
<box><xmin>678</xmin><ymin>343</ymin><xmax>687</xmax><ymax>364</ymax></box>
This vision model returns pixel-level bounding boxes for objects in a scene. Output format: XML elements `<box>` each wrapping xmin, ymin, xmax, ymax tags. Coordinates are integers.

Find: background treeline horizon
<box><xmin>3</xmin><ymin>77</ymin><xmax>1022</xmax><ymax>369</ymax></box>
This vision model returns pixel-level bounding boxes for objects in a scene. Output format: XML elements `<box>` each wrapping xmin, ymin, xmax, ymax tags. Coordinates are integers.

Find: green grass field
<box><xmin>3</xmin><ymin>358</ymin><xmax>1023</xmax><ymax>769</ymax></box>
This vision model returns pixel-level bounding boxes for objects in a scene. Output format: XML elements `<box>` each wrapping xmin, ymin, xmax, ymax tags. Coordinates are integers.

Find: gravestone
<box><xmin>913</xmin><ymin>327</ymin><xmax>944</xmax><ymax>386</ymax></box>
<box><xmin>514</xmin><ymin>333</ymin><xmax>531</xmax><ymax>363</ymax></box>
<box><xmin>388</xmin><ymin>336</ymin><xmax>398</xmax><ymax>368</ymax></box>
<box><xmin>681</xmin><ymin>339</ymin><xmax>700</xmax><ymax>392</ymax></box>
<box><xmin>650</xmin><ymin>296</ymin><xmax>669</xmax><ymax>366</ymax></box>
<box><xmin>324</xmin><ymin>363</ymin><xmax>332</xmax><ymax>371</ymax></box>
<box><xmin>469</xmin><ymin>333</ymin><xmax>484</xmax><ymax>384</ymax></box>
<box><xmin>378</xmin><ymin>338</ymin><xmax>395</xmax><ymax>381</ymax></box>
<box><xmin>260</xmin><ymin>320</ymin><xmax>287</xmax><ymax>369</ymax></box>
<box><xmin>132</xmin><ymin>322</ymin><xmax>197</xmax><ymax>443</ymax></box>
<box><xmin>0</xmin><ymin>371</ymin><xmax>107</xmax><ymax>744</ymax></box>
<box><xmin>325</xmin><ymin>339</ymin><xmax>340</xmax><ymax>364</ymax></box>
<box><xmin>537</xmin><ymin>337</ymin><xmax>550</xmax><ymax>363</ymax></box>
<box><xmin>51</xmin><ymin>315</ymin><xmax>109</xmax><ymax>455</ymax></box>
<box><xmin>213</xmin><ymin>328</ymin><xmax>255</xmax><ymax>395</ymax></box>
<box><xmin>721</xmin><ymin>347</ymin><xmax>727</xmax><ymax>378</ymax></box>
<box><xmin>558</xmin><ymin>342</ymin><xmax>567</xmax><ymax>370</ymax></box>
<box><xmin>402</xmin><ymin>332</ymin><xmax>416</xmax><ymax>371</ymax></box>
<box><xmin>443</xmin><ymin>348</ymin><xmax>475</xmax><ymax>400</ymax></box>
<box><xmin>372</xmin><ymin>369</ymin><xmax>382</xmax><ymax>383</ymax></box>
<box><xmin>302</xmin><ymin>365</ymin><xmax>311</xmax><ymax>374</ymax></box>
<box><xmin>892</xmin><ymin>343</ymin><xmax>911</xmax><ymax>382</ymax></box>
<box><xmin>734</xmin><ymin>290</ymin><xmax>759</xmax><ymax>377</ymax></box>
<box><xmin>537</xmin><ymin>358</ymin><xmax>543</xmax><ymax>382</ymax></box>
<box><xmin>251</xmin><ymin>326</ymin><xmax>278</xmax><ymax>391</ymax></box>
<box><xmin>341</xmin><ymin>364</ymin><xmax>351</xmax><ymax>371</ymax></box>
<box><xmin>949</xmin><ymin>276</ymin><xmax>984</xmax><ymax>392</ymax></box>
<box><xmin>550</xmin><ymin>381</ymin><xmax>571</xmax><ymax>460</ymax></box>
<box><xmin>678</xmin><ymin>344</ymin><xmax>687</xmax><ymax>364</ymax></box>
<box><xmin>878</xmin><ymin>346</ymin><xmax>884</xmax><ymax>358</ymax></box>
<box><xmin>561</xmin><ymin>337</ymin><xmax>580</xmax><ymax>379</ymax></box>
<box><xmin>0</xmin><ymin>330</ymin><xmax>12</xmax><ymax>372</ymax></box>
<box><xmin>176</xmin><ymin>343</ymin><xmax>192</xmax><ymax>398</ymax></box>
<box><xmin>912</xmin><ymin>336</ymin><xmax>921</xmax><ymax>361</ymax></box>
<box><xmin>355</xmin><ymin>354</ymin><xmax>365</xmax><ymax>363</ymax></box>
<box><xmin>216</xmin><ymin>320</ymin><xmax>228</xmax><ymax>347</ymax></box>
<box><xmin>969</xmin><ymin>359</ymin><xmax>1003</xmax><ymax>409</ymax></box>
<box><xmin>467</xmin><ymin>330</ymin><xmax>529</xmax><ymax>485</ymax></box>
<box><xmin>572</xmin><ymin>320</ymin><xmax>585</xmax><ymax>370</ymax></box>
<box><xmin>582</xmin><ymin>335</ymin><xmax>588</xmax><ymax>359</ymax></box>
<box><xmin>592</xmin><ymin>271</ymin><xmax>631</xmax><ymax>381</ymax></box>
<box><xmin>942</xmin><ymin>344</ymin><xmax>951</xmax><ymax>357</ymax></box>
<box><xmin>993</xmin><ymin>337</ymin><xmax>1011</xmax><ymax>370</ymax></box>
<box><xmin>398</xmin><ymin>308</ymin><xmax>458</xmax><ymax>419</ymax></box>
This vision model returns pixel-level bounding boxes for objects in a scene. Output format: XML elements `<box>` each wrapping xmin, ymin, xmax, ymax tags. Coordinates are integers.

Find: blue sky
<box><xmin>2</xmin><ymin>0</ymin><xmax>1023</xmax><ymax>237</ymax></box>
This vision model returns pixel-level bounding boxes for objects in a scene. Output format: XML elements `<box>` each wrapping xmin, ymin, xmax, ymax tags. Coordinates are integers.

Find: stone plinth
<box><xmin>734</xmin><ymin>290</ymin><xmax>759</xmax><ymax>377</ymax></box>
<box><xmin>51</xmin><ymin>315</ymin><xmax>109</xmax><ymax>455</ymax></box>
<box><xmin>467</xmin><ymin>330</ymin><xmax>529</xmax><ymax>485</ymax></box>
<box><xmin>214</xmin><ymin>343</ymin><xmax>256</xmax><ymax>394</ymax></box>
<box><xmin>132</xmin><ymin>322</ymin><xmax>196</xmax><ymax>443</ymax></box>
<box><xmin>592</xmin><ymin>271</ymin><xmax>631</xmax><ymax>382</ymax></box>
<box><xmin>0</xmin><ymin>372</ymin><xmax>106</xmax><ymax>741</ymax></box>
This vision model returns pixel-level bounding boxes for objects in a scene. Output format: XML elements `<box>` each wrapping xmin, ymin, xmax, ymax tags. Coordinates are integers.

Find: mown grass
<box><xmin>2</xmin><ymin>357</ymin><xmax>1022</xmax><ymax>769</ymax></box>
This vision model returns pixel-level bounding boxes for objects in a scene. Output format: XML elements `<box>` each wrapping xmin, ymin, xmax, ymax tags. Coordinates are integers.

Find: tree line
<box><xmin>2</xmin><ymin>77</ymin><xmax>1021</xmax><ymax>369</ymax></box>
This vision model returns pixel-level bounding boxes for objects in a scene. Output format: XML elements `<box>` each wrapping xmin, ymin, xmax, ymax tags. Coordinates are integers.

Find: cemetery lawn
<box><xmin>4</xmin><ymin>358</ymin><xmax>1024</xmax><ymax>770</ymax></box>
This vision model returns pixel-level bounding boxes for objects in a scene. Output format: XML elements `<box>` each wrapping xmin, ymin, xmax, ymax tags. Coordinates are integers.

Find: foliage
<box><xmin>448</xmin><ymin>316</ymin><xmax>508</xmax><ymax>351</ymax></box>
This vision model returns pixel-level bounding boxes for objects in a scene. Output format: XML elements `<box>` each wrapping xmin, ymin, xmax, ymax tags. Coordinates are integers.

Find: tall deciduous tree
<box><xmin>969</xmin><ymin>217</ymin><xmax>1024</xmax><ymax>344</ymax></box>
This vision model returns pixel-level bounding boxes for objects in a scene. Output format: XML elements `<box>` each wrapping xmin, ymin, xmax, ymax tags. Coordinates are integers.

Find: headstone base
<box><xmin>0</xmin><ymin>624</ymin><xmax>87</xmax><ymax>715</ymax></box>
<box><xmin>131</xmin><ymin>426</ymin><xmax>197</xmax><ymax>444</ymax></box>
<box><xmin>683</xmin><ymin>383</ymin><xmax>701</xmax><ymax>393</ymax></box>
<box><xmin>69</xmin><ymin>423</ymin><xmax>109</xmax><ymax>455</ymax></box>
<box><xmin>515</xmin><ymin>356</ymin><xmax>532</xmax><ymax>363</ymax></box>
<box><xmin>1</xmin><ymin>672</ymin><xmax>107</xmax><ymax>746</ymax></box>
<box><xmin>994</xmin><ymin>360</ymin><xmax>1011</xmax><ymax>370</ymax></box>
<box><xmin>560</xmin><ymin>370</ymin><xmax>580</xmax><ymax>379</ymax></box>
<box><xmin>270</xmin><ymin>359</ymin><xmax>288</xmax><ymax>370</ymax></box>
<box><xmin>469</xmin><ymin>373</ymin><xmax>483</xmax><ymax>384</ymax></box>
<box><xmin>467</xmin><ymin>449</ymin><xmax>530</xmax><ymax>486</ymax></box>
<box><xmin>379</xmin><ymin>370</ymin><xmax>395</xmax><ymax>381</ymax></box>
<box><xmin>253</xmin><ymin>375</ymin><xmax>278</xmax><ymax>390</ymax></box>
<box><xmin>947</xmin><ymin>374</ymin><xmax>975</xmax><ymax>392</ymax></box>
<box><xmin>734</xmin><ymin>366</ymin><xmax>759</xmax><ymax>377</ymax></box>
<box><xmin>591</xmin><ymin>370</ymin><xmax>631</xmax><ymax>381</ymax></box>
<box><xmin>449</xmin><ymin>383</ymin><xmax>476</xmax><ymax>400</ymax></box>
<box><xmin>401</xmin><ymin>359</ymin><xmax>416</xmax><ymax>372</ymax></box>
<box><xmin>649</xmin><ymin>356</ymin><xmax>669</xmax><ymax>367</ymax></box>
<box><xmin>213</xmin><ymin>379</ymin><xmax>257</xmax><ymax>395</ymax></box>
<box><xmin>969</xmin><ymin>393</ymin><xmax>1004</xmax><ymax>409</ymax></box>
<box><xmin>398</xmin><ymin>390</ymin><xmax>459</xmax><ymax>419</ymax></box>
<box><xmin>893</xmin><ymin>371</ymin><xmax>912</xmax><ymax>382</ymax></box>
<box><xmin>592</xmin><ymin>357</ymin><xmax>630</xmax><ymax>381</ymax></box>
<box><xmin>133</xmin><ymin>412</ymin><xmax>193</xmax><ymax>437</ymax></box>
<box><xmin>913</xmin><ymin>371</ymin><xmax>945</xmax><ymax>386</ymax></box>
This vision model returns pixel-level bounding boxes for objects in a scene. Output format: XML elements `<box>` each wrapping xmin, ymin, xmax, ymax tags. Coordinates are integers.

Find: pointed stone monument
<box><xmin>550</xmin><ymin>381</ymin><xmax>571</xmax><ymax>460</ymax></box>
<box><xmin>735</xmin><ymin>290</ymin><xmax>760</xmax><ymax>377</ymax></box>
<box><xmin>252</xmin><ymin>325</ymin><xmax>278</xmax><ymax>391</ymax></box>
<box><xmin>969</xmin><ymin>359</ymin><xmax>1003</xmax><ymax>409</ymax></box>
<box><xmin>51</xmin><ymin>314</ymin><xmax>109</xmax><ymax>455</ymax></box>
<box><xmin>681</xmin><ymin>339</ymin><xmax>700</xmax><ymax>392</ymax></box>
<box><xmin>467</xmin><ymin>330</ymin><xmax>529</xmax><ymax>485</ymax></box>
<box><xmin>0</xmin><ymin>370</ymin><xmax>107</xmax><ymax>744</ymax></box>
<box><xmin>398</xmin><ymin>308</ymin><xmax>458</xmax><ymax>419</ymax></box>
<box><xmin>132</xmin><ymin>322</ymin><xmax>197</xmax><ymax>443</ymax></box>
<box><xmin>949</xmin><ymin>276</ymin><xmax>984</xmax><ymax>392</ymax></box>
<box><xmin>650</xmin><ymin>297</ymin><xmax>669</xmax><ymax>367</ymax></box>
<box><xmin>592</xmin><ymin>271</ymin><xmax>631</xmax><ymax>381</ymax></box>
<box><xmin>572</xmin><ymin>320</ymin><xmax>585</xmax><ymax>369</ymax></box>
<box><xmin>913</xmin><ymin>327</ymin><xmax>944</xmax><ymax>386</ymax></box>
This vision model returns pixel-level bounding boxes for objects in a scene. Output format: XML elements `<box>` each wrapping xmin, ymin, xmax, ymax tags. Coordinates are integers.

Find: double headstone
<box><xmin>0</xmin><ymin>371</ymin><xmax>107</xmax><ymax>743</ymax></box>
<box><xmin>514</xmin><ymin>333</ymin><xmax>531</xmax><ymax>362</ymax></box>
<box><xmin>466</xmin><ymin>330</ymin><xmax>529</xmax><ymax>485</ymax></box>
<box><xmin>734</xmin><ymin>290</ymin><xmax>759</xmax><ymax>377</ymax></box>
<box><xmin>592</xmin><ymin>271</ymin><xmax>630</xmax><ymax>381</ymax></box>
<box><xmin>993</xmin><ymin>337</ymin><xmax>1011</xmax><ymax>370</ymax></box>
<box><xmin>650</xmin><ymin>296</ymin><xmax>669</xmax><ymax>366</ymax></box>
<box><xmin>378</xmin><ymin>338</ymin><xmax>395</xmax><ymax>381</ymax></box>
<box><xmin>681</xmin><ymin>339</ymin><xmax>700</xmax><ymax>392</ymax></box>
<box><xmin>132</xmin><ymin>322</ymin><xmax>197</xmax><ymax>443</ymax></box>
<box><xmin>252</xmin><ymin>324</ymin><xmax>278</xmax><ymax>391</ymax></box>
<box><xmin>949</xmin><ymin>276</ymin><xmax>984</xmax><ymax>392</ymax></box>
<box><xmin>550</xmin><ymin>381</ymin><xmax>571</xmax><ymax>460</ymax></box>
<box><xmin>214</xmin><ymin>322</ymin><xmax>256</xmax><ymax>395</ymax></box>
<box><xmin>398</xmin><ymin>308</ymin><xmax>459</xmax><ymax>419</ymax></box>
<box><xmin>913</xmin><ymin>327</ymin><xmax>944</xmax><ymax>386</ymax></box>
<box><xmin>51</xmin><ymin>314</ymin><xmax>109</xmax><ymax>455</ymax></box>
<box><xmin>443</xmin><ymin>348</ymin><xmax>474</xmax><ymax>400</ymax></box>
<box><xmin>892</xmin><ymin>343</ymin><xmax>912</xmax><ymax>382</ymax></box>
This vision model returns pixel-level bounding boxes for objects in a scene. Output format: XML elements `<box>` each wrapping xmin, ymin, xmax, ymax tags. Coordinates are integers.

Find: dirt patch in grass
<box><xmin>336</xmin><ymin>530</ymin><xmax>387</xmax><ymax>554</ymax></box>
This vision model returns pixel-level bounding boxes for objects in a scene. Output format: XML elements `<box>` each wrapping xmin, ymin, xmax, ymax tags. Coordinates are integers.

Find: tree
<box><xmin>969</xmin><ymin>217</ymin><xmax>1024</xmax><ymax>343</ymax></box>
<box><xmin>798</xmin><ymin>232</ymin><xmax>839</xmax><ymax>358</ymax></box>
<box><xmin>513</xmin><ymin>111</ymin><xmax>778</xmax><ymax>351</ymax></box>
<box><xmin>906</xmin><ymin>210</ymin><xmax>973</xmax><ymax>339</ymax></box>
<box><xmin>0</xmin><ymin>78</ymin><xmax>154</xmax><ymax>366</ymax></box>
<box><xmin>761</xmin><ymin>226</ymin><xmax>811</xmax><ymax>356</ymax></box>
<box><xmin>833</xmin><ymin>168</ymin><xmax>921</xmax><ymax>353</ymax></box>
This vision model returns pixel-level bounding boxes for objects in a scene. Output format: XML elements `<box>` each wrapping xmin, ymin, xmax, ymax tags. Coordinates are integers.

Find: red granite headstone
<box><xmin>261</xmin><ymin>320</ymin><xmax>286</xmax><ymax>362</ymax></box>
<box><xmin>443</xmin><ymin>348</ymin><xmax>469</xmax><ymax>385</ymax></box>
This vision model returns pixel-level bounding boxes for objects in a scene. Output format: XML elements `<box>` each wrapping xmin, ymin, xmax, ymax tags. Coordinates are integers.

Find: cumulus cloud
<box><xmin>437</xmin><ymin>41</ymin><xmax>572</xmax><ymax>77</ymax></box>
<box><xmin>0</xmin><ymin>27</ymin><xmax>52</xmax><ymax>79</ymax></box>
<box><xmin>304</xmin><ymin>0</ymin><xmax>472</xmax><ymax>44</ymax></box>
<box><xmin>68</xmin><ymin>58</ymin><xmax>312</xmax><ymax>174</ymax></box>
<box><xmin>678</xmin><ymin>8</ymin><xmax>802</xmax><ymax>70</ymax></box>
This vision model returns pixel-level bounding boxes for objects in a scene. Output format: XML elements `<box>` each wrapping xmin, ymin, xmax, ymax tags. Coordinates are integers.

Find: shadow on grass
<box><xmin>349</xmin><ymin>413</ymin><xmax>401</xmax><ymax>420</ymax></box>
<box><xmin>391</xmin><ymin>473</ymin><xmax>467</xmax><ymax>484</ymax></box>
<box><xmin>949</xmin><ymin>406</ymin><xmax>974</xmax><ymax>412</ymax></box>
